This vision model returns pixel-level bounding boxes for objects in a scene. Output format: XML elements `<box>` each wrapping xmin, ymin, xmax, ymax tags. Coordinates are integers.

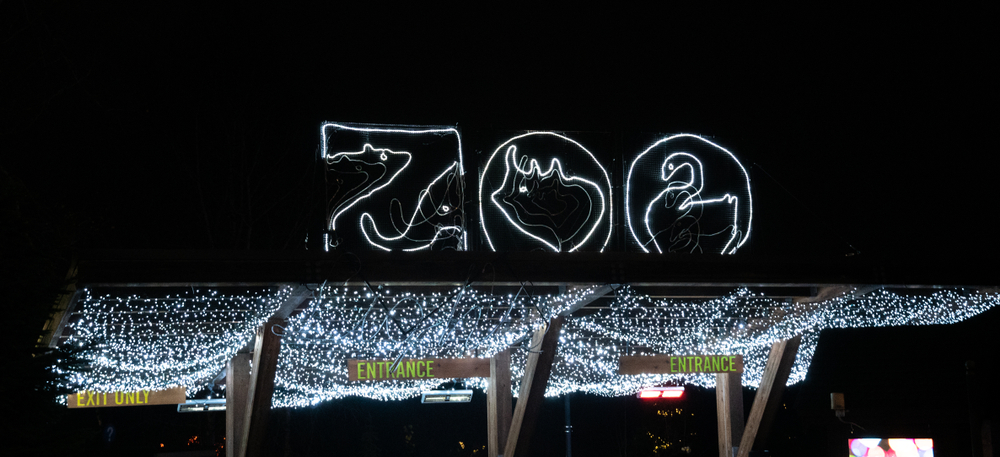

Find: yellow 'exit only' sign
<box><xmin>68</xmin><ymin>387</ymin><xmax>186</xmax><ymax>408</ymax></box>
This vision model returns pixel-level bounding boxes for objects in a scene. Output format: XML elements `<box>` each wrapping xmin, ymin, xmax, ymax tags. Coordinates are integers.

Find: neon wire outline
<box><xmin>479</xmin><ymin>132</ymin><xmax>613</xmax><ymax>252</ymax></box>
<box><xmin>625</xmin><ymin>134</ymin><xmax>752</xmax><ymax>254</ymax></box>
<box><xmin>321</xmin><ymin>122</ymin><xmax>466</xmax><ymax>251</ymax></box>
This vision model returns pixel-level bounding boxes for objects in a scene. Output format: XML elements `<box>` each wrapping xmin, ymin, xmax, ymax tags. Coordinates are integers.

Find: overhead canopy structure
<box><xmin>46</xmin><ymin>250</ymin><xmax>1000</xmax><ymax>407</ymax></box>
<box><xmin>46</xmin><ymin>123</ymin><xmax>998</xmax><ymax>411</ymax></box>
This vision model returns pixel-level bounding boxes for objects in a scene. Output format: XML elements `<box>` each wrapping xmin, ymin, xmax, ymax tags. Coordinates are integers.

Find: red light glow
<box><xmin>637</xmin><ymin>387</ymin><xmax>684</xmax><ymax>399</ymax></box>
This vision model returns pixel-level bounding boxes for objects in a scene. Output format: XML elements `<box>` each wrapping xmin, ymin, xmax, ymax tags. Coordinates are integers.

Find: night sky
<box><xmin>3</xmin><ymin>3</ymin><xmax>998</xmax><ymax>456</ymax></box>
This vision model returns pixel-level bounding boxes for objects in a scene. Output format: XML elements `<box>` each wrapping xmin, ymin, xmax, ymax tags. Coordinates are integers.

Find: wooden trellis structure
<box><xmin>41</xmin><ymin>250</ymin><xmax>999</xmax><ymax>457</ymax></box>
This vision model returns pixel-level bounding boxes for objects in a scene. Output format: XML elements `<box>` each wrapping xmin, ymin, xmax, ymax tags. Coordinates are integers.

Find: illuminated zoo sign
<box><xmin>321</xmin><ymin>123</ymin><xmax>752</xmax><ymax>254</ymax></box>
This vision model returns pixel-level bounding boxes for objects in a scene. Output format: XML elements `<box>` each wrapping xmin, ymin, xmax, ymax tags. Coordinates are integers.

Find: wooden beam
<box><xmin>752</xmin><ymin>335</ymin><xmax>801</xmax><ymax>451</ymax></box>
<box><xmin>504</xmin><ymin>316</ymin><xmax>564</xmax><ymax>457</ymax></box>
<box><xmin>272</xmin><ymin>283</ymin><xmax>313</xmax><ymax>319</ymax></box>
<box><xmin>503</xmin><ymin>325</ymin><xmax>546</xmax><ymax>457</ymax></box>
<box><xmin>488</xmin><ymin>349</ymin><xmax>512</xmax><ymax>457</ymax></box>
<box><xmin>241</xmin><ymin>317</ymin><xmax>285</xmax><ymax>457</ymax></box>
<box><xmin>78</xmin><ymin>249</ymin><xmax>1000</xmax><ymax>289</ymax></box>
<box><xmin>39</xmin><ymin>260</ymin><xmax>80</xmax><ymax>347</ymax></box>
<box><xmin>226</xmin><ymin>353</ymin><xmax>251</xmax><ymax>457</ymax></box>
<box><xmin>233</xmin><ymin>283</ymin><xmax>313</xmax><ymax>355</ymax></box>
<box><xmin>557</xmin><ymin>284</ymin><xmax>617</xmax><ymax>316</ymax></box>
<box><xmin>716</xmin><ymin>371</ymin><xmax>744</xmax><ymax>457</ymax></box>
<box><xmin>735</xmin><ymin>335</ymin><xmax>801</xmax><ymax>457</ymax></box>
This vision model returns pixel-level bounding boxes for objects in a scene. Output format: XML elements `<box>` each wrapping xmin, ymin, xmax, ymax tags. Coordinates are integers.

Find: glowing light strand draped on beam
<box><xmin>322</xmin><ymin>122</ymin><xmax>466</xmax><ymax>252</ymax></box>
<box><xmin>53</xmin><ymin>286</ymin><xmax>1000</xmax><ymax>407</ymax></box>
<box><xmin>272</xmin><ymin>286</ymin><xmax>1000</xmax><ymax>406</ymax></box>
<box><xmin>547</xmin><ymin>287</ymin><xmax>999</xmax><ymax>397</ymax></box>
<box><xmin>479</xmin><ymin>132</ymin><xmax>613</xmax><ymax>252</ymax></box>
<box><xmin>53</xmin><ymin>287</ymin><xmax>290</xmax><ymax>395</ymax></box>
<box><xmin>273</xmin><ymin>285</ymin><xmax>600</xmax><ymax>406</ymax></box>
<box><xmin>626</xmin><ymin>134</ymin><xmax>752</xmax><ymax>254</ymax></box>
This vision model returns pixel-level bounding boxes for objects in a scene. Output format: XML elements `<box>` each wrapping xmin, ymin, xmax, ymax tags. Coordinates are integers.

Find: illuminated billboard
<box><xmin>849</xmin><ymin>438</ymin><xmax>934</xmax><ymax>457</ymax></box>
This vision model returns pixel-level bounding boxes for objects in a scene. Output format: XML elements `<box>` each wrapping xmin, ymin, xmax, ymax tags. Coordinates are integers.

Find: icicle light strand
<box><xmin>54</xmin><ymin>285</ymin><xmax>1000</xmax><ymax>407</ymax></box>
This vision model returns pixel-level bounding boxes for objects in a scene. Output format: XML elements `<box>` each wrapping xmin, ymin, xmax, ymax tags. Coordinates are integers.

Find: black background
<box><xmin>3</xmin><ymin>2</ymin><xmax>998</xmax><ymax>456</ymax></box>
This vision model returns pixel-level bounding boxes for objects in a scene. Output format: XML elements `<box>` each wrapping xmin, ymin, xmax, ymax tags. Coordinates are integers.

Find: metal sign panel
<box><xmin>67</xmin><ymin>387</ymin><xmax>186</xmax><ymax>408</ymax></box>
<box><xmin>347</xmin><ymin>358</ymin><xmax>489</xmax><ymax>381</ymax></box>
<box><xmin>619</xmin><ymin>354</ymin><xmax>744</xmax><ymax>374</ymax></box>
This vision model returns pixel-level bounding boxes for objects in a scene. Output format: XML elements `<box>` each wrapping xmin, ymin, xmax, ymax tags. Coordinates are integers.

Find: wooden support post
<box><xmin>736</xmin><ymin>335</ymin><xmax>801</xmax><ymax>457</ymax></box>
<box><xmin>488</xmin><ymin>349</ymin><xmax>512</xmax><ymax>457</ymax></box>
<box><xmin>504</xmin><ymin>316</ymin><xmax>564</xmax><ymax>457</ymax></box>
<box><xmin>241</xmin><ymin>317</ymin><xmax>285</xmax><ymax>457</ymax></box>
<box><xmin>226</xmin><ymin>353</ymin><xmax>251</xmax><ymax>457</ymax></box>
<box><xmin>716</xmin><ymin>371</ymin><xmax>744</xmax><ymax>457</ymax></box>
<box><xmin>39</xmin><ymin>261</ymin><xmax>79</xmax><ymax>348</ymax></box>
<box><xmin>273</xmin><ymin>284</ymin><xmax>314</xmax><ymax>319</ymax></box>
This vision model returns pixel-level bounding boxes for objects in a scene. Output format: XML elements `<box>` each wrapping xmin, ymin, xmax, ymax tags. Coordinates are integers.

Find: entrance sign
<box><xmin>68</xmin><ymin>387</ymin><xmax>186</xmax><ymax>408</ymax></box>
<box><xmin>619</xmin><ymin>355</ymin><xmax>744</xmax><ymax>375</ymax></box>
<box><xmin>347</xmin><ymin>358</ymin><xmax>489</xmax><ymax>381</ymax></box>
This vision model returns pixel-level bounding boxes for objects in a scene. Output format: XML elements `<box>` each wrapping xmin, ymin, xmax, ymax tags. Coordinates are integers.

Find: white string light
<box><xmin>54</xmin><ymin>286</ymin><xmax>290</xmax><ymax>394</ymax></box>
<box><xmin>54</xmin><ymin>284</ymin><xmax>999</xmax><ymax>407</ymax></box>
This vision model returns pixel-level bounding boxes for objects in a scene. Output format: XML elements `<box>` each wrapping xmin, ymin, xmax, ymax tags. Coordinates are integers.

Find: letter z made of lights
<box><xmin>479</xmin><ymin>132</ymin><xmax>613</xmax><ymax>252</ymax></box>
<box><xmin>626</xmin><ymin>134</ymin><xmax>752</xmax><ymax>254</ymax></box>
<box><xmin>322</xmin><ymin>123</ymin><xmax>466</xmax><ymax>252</ymax></box>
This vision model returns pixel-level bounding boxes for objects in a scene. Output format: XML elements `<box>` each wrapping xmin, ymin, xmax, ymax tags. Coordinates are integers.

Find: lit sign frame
<box><xmin>625</xmin><ymin>134</ymin><xmax>752</xmax><ymax>254</ymax></box>
<box><xmin>479</xmin><ymin>132</ymin><xmax>614</xmax><ymax>252</ymax></box>
<box><xmin>618</xmin><ymin>354</ymin><xmax>745</xmax><ymax>374</ymax></box>
<box><xmin>321</xmin><ymin>125</ymin><xmax>754</xmax><ymax>254</ymax></box>
<box><xmin>67</xmin><ymin>387</ymin><xmax>187</xmax><ymax>408</ymax></box>
<box><xmin>347</xmin><ymin>358</ymin><xmax>490</xmax><ymax>382</ymax></box>
<box><xmin>321</xmin><ymin>122</ymin><xmax>466</xmax><ymax>252</ymax></box>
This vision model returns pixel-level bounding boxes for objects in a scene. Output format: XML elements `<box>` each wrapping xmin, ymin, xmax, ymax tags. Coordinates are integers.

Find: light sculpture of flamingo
<box><xmin>627</xmin><ymin>135</ymin><xmax>752</xmax><ymax>254</ymax></box>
